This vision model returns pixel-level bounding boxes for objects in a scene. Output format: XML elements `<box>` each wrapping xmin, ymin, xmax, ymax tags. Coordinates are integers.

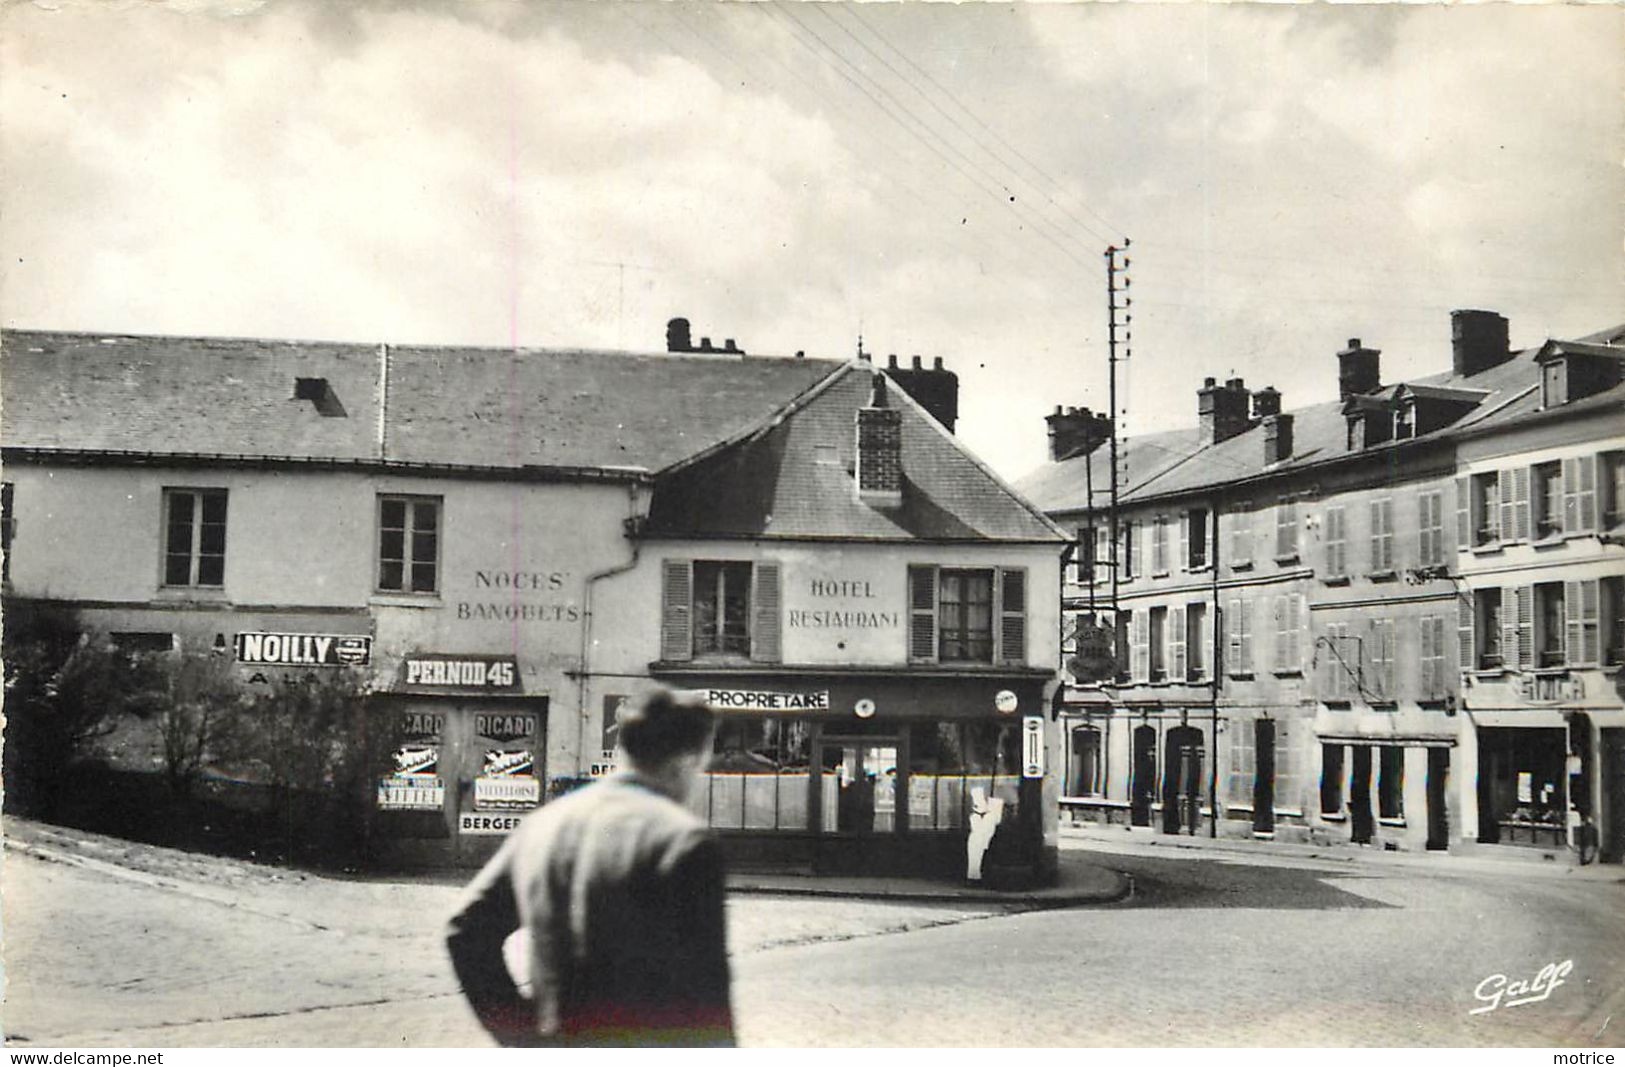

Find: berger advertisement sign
<box><xmin>236</xmin><ymin>632</ymin><xmax>371</xmax><ymax>667</ymax></box>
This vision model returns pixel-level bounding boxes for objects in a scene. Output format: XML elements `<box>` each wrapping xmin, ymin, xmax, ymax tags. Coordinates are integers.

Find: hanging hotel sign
<box><xmin>401</xmin><ymin>654</ymin><xmax>520</xmax><ymax>691</ymax></box>
<box><xmin>1022</xmin><ymin>716</ymin><xmax>1045</xmax><ymax>779</ymax></box>
<box><xmin>236</xmin><ymin>632</ymin><xmax>372</xmax><ymax>667</ymax></box>
<box><xmin>691</xmin><ymin>688</ymin><xmax>831</xmax><ymax>713</ymax></box>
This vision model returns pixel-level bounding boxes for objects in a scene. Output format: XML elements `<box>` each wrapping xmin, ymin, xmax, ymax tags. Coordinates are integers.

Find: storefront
<box><xmin>646</xmin><ymin>670</ymin><xmax>1054</xmax><ymax>877</ymax></box>
<box><xmin>370</xmin><ymin>652</ymin><xmax>549</xmax><ymax>866</ymax></box>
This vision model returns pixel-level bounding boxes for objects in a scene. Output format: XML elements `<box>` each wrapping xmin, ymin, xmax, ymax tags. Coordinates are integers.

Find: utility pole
<box><xmin>1104</xmin><ymin>241</ymin><xmax>1131</xmax><ymax>638</ymax></box>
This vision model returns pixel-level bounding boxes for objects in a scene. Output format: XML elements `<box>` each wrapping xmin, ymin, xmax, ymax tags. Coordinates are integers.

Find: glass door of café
<box><xmin>815</xmin><ymin>735</ymin><xmax>902</xmax><ymax>834</ymax></box>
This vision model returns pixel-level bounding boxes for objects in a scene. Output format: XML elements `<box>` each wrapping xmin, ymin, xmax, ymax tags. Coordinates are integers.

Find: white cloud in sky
<box><xmin>2</xmin><ymin>0</ymin><xmax>1620</xmax><ymax>481</ymax></box>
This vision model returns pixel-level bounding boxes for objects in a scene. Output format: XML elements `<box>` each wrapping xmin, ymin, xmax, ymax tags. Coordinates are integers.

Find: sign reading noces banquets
<box><xmin>236</xmin><ymin>632</ymin><xmax>371</xmax><ymax>667</ymax></box>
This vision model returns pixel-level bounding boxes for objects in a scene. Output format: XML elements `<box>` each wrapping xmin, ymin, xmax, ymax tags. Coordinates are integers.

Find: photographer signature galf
<box><xmin>1470</xmin><ymin>960</ymin><xmax>1574</xmax><ymax>1015</ymax></box>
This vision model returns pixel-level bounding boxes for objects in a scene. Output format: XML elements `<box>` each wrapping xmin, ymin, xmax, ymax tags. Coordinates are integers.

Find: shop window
<box><xmin>1378</xmin><ymin>747</ymin><xmax>1405</xmax><ymax>821</ymax></box>
<box><xmin>1478</xmin><ymin>728</ymin><xmax>1566</xmax><ymax>842</ymax></box>
<box><xmin>377</xmin><ymin>494</ymin><xmax>439</xmax><ymax>594</ymax></box>
<box><xmin>1</xmin><ymin>482</ymin><xmax>13</xmax><ymax>584</ymax></box>
<box><xmin>1471</xmin><ymin>472</ymin><xmax>1501</xmax><ymax>546</ymax></box>
<box><xmin>1148</xmin><ymin>606</ymin><xmax>1168</xmax><ymax>682</ymax></box>
<box><xmin>1151</xmin><ymin>516</ymin><xmax>1170</xmax><ymax>576</ymax></box>
<box><xmin>1186</xmin><ymin>602</ymin><xmax>1208</xmax><ymax>682</ymax></box>
<box><xmin>1417</xmin><ymin>490</ymin><xmax>1445</xmax><ymax>569</ymax></box>
<box><xmin>1606</xmin><ymin>578</ymin><xmax>1625</xmax><ymax>667</ymax></box>
<box><xmin>1067</xmin><ymin>726</ymin><xmax>1103</xmax><ymax>797</ymax></box>
<box><xmin>1186</xmin><ymin>507</ymin><xmax>1209</xmax><ymax>570</ymax></box>
<box><xmin>661</xmin><ymin>559</ymin><xmax>781</xmax><ymax>662</ymax></box>
<box><xmin>906</xmin><ymin>721</ymin><xmax>1020</xmax><ymax>830</ymax></box>
<box><xmin>1532</xmin><ymin>462</ymin><xmax>1562</xmax><ymax>540</ymax></box>
<box><xmin>1229</xmin><ymin>503</ymin><xmax>1252</xmax><ymax>570</ymax></box>
<box><xmin>163</xmin><ymin>488</ymin><xmax>228</xmax><ymax>588</ymax></box>
<box><xmin>1320</xmin><ymin>744</ymin><xmax>1345</xmax><ymax>816</ymax></box>
<box><xmin>1368</xmin><ymin>497</ymin><xmax>1395</xmax><ymax>575</ymax></box>
<box><xmin>699</xmin><ymin>718</ymin><xmax>812</xmax><ymax>831</ymax></box>
<box><xmin>693</xmin><ymin>561</ymin><xmax>752</xmax><ymax>656</ymax></box>
<box><xmin>1535</xmin><ymin>583</ymin><xmax>1565</xmax><ymax>668</ymax></box>
<box><xmin>1274</xmin><ymin>500</ymin><xmax>1299</xmax><ymax>562</ymax></box>
<box><xmin>1119</xmin><ymin>520</ymin><xmax>1136</xmax><ymax>581</ymax></box>
<box><xmin>907</xmin><ymin>565</ymin><xmax>1025</xmax><ymax>665</ymax></box>
<box><xmin>1323</xmin><ymin>505</ymin><xmax>1347</xmax><ymax>580</ymax></box>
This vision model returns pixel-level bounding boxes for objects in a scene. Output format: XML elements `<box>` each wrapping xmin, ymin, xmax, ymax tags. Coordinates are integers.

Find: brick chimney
<box><xmin>1452</xmin><ymin>309</ymin><xmax>1511</xmax><ymax>376</ymax></box>
<box><xmin>1199</xmin><ymin>376</ymin><xmax>1252</xmax><ymax>445</ymax></box>
<box><xmin>1045</xmin><ymin>405</ymin><xmax>1112</xmax><ymax>462</ymax></box>
<box><xmin>884</xmin><ymin>353</ymin><xmax>960</xmax><ymax>433</ymax></box>
<box><xmin>1251</xmin><ymin>385</ymin><xmax>1281</xmax><ymax>419</ymax></box>
<box><xmin>855</xmin><ymin>373</ymin><xmax>904</xmax><ymax>507</ymax></box>
<box><xmin>1337</xmin><ymin>339</ymin><xmax>1381</xmax><ymax>399</ymax></box>
<box><xmin>1263</xmin><ymin>413</ymin><xmax>1294</xmax><ymax>465</ymax></box>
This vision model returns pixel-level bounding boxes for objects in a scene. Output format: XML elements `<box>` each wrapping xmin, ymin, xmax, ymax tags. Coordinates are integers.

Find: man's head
<box><xmin>615</xmin><ymin>686</ymin><xmax>716</xmax><ymax>800</ymax></box>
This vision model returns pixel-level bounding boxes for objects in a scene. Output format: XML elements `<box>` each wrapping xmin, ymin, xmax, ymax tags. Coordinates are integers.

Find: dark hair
<box><xmin>616</xmin><ymin>686</ymin><xmax>716</xmax><ymax>765</ymax></box>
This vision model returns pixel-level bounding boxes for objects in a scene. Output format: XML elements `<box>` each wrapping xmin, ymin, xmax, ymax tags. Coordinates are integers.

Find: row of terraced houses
<box><xmin>1019</xmin><ymin>309</ymin><xmax>1625</xmax><ymax>865</ymax></box>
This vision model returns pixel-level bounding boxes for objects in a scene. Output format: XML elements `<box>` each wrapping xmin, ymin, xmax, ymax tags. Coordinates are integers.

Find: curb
<box><xmin>725</xmin><ymin>865</ymin><xmax>1133</xmax><ymax>908</ymax></box>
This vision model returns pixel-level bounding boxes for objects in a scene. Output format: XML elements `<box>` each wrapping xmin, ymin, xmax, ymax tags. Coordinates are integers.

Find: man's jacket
<box><xmin>445</xmin><ymin>772</ymin><xmax>734</xmax><ymax>1046</ymax></box>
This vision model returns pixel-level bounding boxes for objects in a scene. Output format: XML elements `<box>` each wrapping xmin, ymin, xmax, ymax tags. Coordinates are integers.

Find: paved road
<box><xmin>731</xmin><ymin>839</ymin><xmax>1625</xmax><ymax>1047</ymax></box>
<box><xmin>4</xmin><ymin>821</ymin><xmax>1621</xmax><ymax>1047</ymax></box>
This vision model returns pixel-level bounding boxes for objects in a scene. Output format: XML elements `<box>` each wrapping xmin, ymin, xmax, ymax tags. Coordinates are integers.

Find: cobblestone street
<box><xmin>3</xmin><ymin>819</ymin><xmax>1621</xmax><ymax>1047</ymax></box>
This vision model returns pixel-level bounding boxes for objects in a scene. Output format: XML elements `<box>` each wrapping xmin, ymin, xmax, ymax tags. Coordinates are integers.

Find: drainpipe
<box><xmin>573</xmin><ymin>480</ymin><xmax>650</xmax><ymax>774</ymax></box>
<box><xmin>1210</xmin><ymin>501</ymin><xmax>1221</xmax><ymax>838</ymax></box>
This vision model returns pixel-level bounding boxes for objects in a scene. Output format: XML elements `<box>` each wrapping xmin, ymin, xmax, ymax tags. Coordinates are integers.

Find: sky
<box><xmin>3</xmin><ymin>0</ymin><xmax>1621</xmax><ymax>482</ymax></box>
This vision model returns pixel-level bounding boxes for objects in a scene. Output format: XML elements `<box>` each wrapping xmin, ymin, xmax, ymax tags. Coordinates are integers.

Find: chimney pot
<box><xmin>933</xmin><ymin>357</ymin><xmax>944</xmax><ymax>370</ymax></box>
<box><xmin>1452</xmin><ymin>309</ymin><xmax>1511</xmax><ymax>376</ymax></box>
<box><xmin>1199</xmin><ymin>375</ymin><xmax>1251</xmax><ymax>445</ymax></box>
<box><xmin>911</xmin><ymin>355</ymin><xmax>922</xmax><ymax>370</ymax></box>
<box><xmin>1046</xmin><ymin>405</ymin><xmax>1113</xmax><ymax>462</ymax></box>
<box><xmin>1204</xmin><ymin>376</ymin><xmax>1217</xmax><ymax>388</ymax></box>
<box><xmin>665</xmin><ymin>317</ymin><xmax>692</xmax><ymax>353</ymax></box>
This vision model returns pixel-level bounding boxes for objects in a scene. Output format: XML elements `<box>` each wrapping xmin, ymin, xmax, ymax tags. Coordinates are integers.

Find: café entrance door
<box><xmin>816</xmin><ymin>736</ymin><xmax>900</xmax><ymax>834</ymax></box>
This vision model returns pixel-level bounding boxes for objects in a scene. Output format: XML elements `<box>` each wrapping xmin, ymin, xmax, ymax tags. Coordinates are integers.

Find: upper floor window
<box><xmin>1469</xmin><ymin>472</ymin><xmax>1501</xmax><ymax>546</ymax></box>
<box><xmin>1535</xmin><ymin>582</ymin><xmax>1565</xmax><ymax>668</ymax></box>
<box><xmin>1229</xmin><ymin>503</ymin><xmax>1252</xmax><ymax>570</ymax></box>
<box><xmin>1321</xmin><ymin>621</ymin><xmax>1353</xmax><ymax>701</ymax></box>
<box><xmin>1186</xmin><ymin>508</ymin><xmax>1210</xmax><ymax>570</ymax></box>
<box><xmin>1151</xmin><ymin>516</ymin><xmax>1170</xmax><ymax>576</ymax></box>
<box><xmin>1469</xmin><ymin>588</ymin><xmax>1504</xmax><ymax>670</ymax></box>
<box><xmin>1368</xmin><ymin>617</ymin><xmax>1396</xmax><ymax>702</ymax></box>
<box><xmin>1075</xmin><ymin>526</ymin><xmax>1097</xmax><ymax>585</ymax></box>
<box><xmin>1606</xmin><ymin>578</ymin><xmax>1625</xmax><ymax>667</ymax></box>
<box><xmin>163</xmin><ymin>488</ymin><xmax>227</xmax><ymax>588</ymax></box>
<box><xmin>1272</xmin><ymin>593</ymin><xmax>1304</xmax><ymax>673</ymax></box>
<box><xmin>1419</xmin><ymin>614</ymin><xmax>1448</xmax><ymax>700</ymax></box>
<box><xmin>662</xmin><ymin>558</ymin><xmax>781</xmax><ymax>663</ymax></box>
<box><xmin>1417</xmin><ymin>490</ymin><xmax>1445</xmax><ymax>569</ymax></box>
<box><xmin>1148</xmin><ymin>606</ymin><xmax>1169</xmax><ymax>682</ymax></box>
<box><xmin>1368</xmin><ymin>497</ymin><xmax>1395</xmax><ymax>574</ymax></box>
<box><xmin>1323</xmin><ymin>505</ymin><xmax>1348</xmax><ymax>580</ymax></box>
<box><xmin>1</xmin><ymin>482</ymin><xmax>13</xmax><ymax>584</ymax></box>
<box><xmin>1604</xmin><ymin>452</ymin><xmax>1625</xmax><ymax>530</ymax></box>
<box><xmin>377</xmin><ymin>495</ymin><xmax>440</xmax><ymax>594</ymax></box>
<box><xmin>1119</xmin><ymin>520</ymin><xmax>1136</xmax><ymax>581</ymax></box>
<box><xmin>1274</xmin><ymin>500</ymin><xmax>1299</xmax><ymax>562</ymax></box>
<box><xmin>1533</xmin><ymin>461</ymin><xmax>1562</xmax><ymax>540</ymax></box>
<box><xmin>1186</xmin><ymin>602</ymin><xmax>1208</xmax><ymax>681</ymax></box>
<box><xmin>1225</xmin><ymin>596</ymin><xmax>1253</xmax><ymax>676</ymax></box>
<box><xmin>908</xmin><ymin>565</ymin><xmax>1026</xmax><ymax>666</ymax></box>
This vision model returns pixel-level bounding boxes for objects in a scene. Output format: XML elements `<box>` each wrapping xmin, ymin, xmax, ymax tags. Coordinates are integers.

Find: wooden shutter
<box><xmin>1418</xmin><ymin>616</ymin><xmax>1435</xmax><ymax>698</ymax></box>
<box><xmin>1289</xmin><ymin>594</ymin><xmax>1305</xmax><ymax>671</ymax></box>
<box><xmin>1565</xmin><ymin>578</ymin><xmax>1600</xmax><ymax>666</ymax></box>
<box><xmin>1579</xmin><ymin>455</ymin><xmax>1600</xmax><ymax>532</ymax></box>
<box><xmin>1516</xmin><ymin>585</ymin><xmax>1534</xmax><ymax>669</ymax></box>
<box><xmin>1239</xmin><ymin>597</ymin><xmax>1253</xmax><ymax>672</ymax></box>
<box><xmin>1509</xmin><ymin>467</ymin><xmax>1530</xmax><ymax>543</ymax></box>
<box><xmin>908</xmin><ymin>565</ymin><xmax>938</xmax><ymax>663</ymax></box>
<box><xmin>751</xmin><ymin>561</ymin><xmax>782</xmax><ymax>663</ymax></box>
<box><xmin>1170</xmin><ymin>605</ymin><xmax>1187</xmax><ymax>681</ymax></box>
<box><xmin>1178</xmin><ymin>513</ymin><xmax>1190</xmax><ymax>572</ymax></box>
<box><xmin>1132</xmin><ymin>609</ymin><xmax>1149</xmax><ymax>682</ymax></box>
<box><xmin>1227</xmin><ymin>597</ymin><xmax>1243</xmax><ymax>673</ymax></box>
<box><xmin>1498</xmin><ymin>587</ymin><xmax>1517</xmax><ymax>671</ymax></box>
<box><xmin>1325</xmin><ymin>506</ymin><xmax>1344</xmax><ymax>577</ymax></box>
<box><xmin>1562</xmin><ymin>457</ymin><xmax>1580</xmax><ymax>535</ymax></box>
<box><xmin>1455</xmin><ymin>477</ymin><xmax>1471</xmax><ymax>550</ymax></box>
<box><xmin>1458</xmin><ymin>595</ymin><xmax>1475</xmax><ymax>673</ymax></box>
<box><xmin>1272</xmin><ymin>596</ymin><xmax>1286</xmax><ymax>672</ymax></box>
<box><xmin>660</xmin><ymin>559</ymin><xmax>693</xmax><ymax>662</ymax></box>
<box><xmin>998</xmin><ymin>567</ymin><xmax>1027</xmax><ymax>666</ymax></box>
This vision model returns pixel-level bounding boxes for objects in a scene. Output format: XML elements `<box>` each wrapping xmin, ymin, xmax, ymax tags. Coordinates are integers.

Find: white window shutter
<box><xmin>751</xmin><ymin>561</ymin><xmax>782</xmax><ymax>663</ymax></box>
<box><xmin>908</xmin><ymin>566</ymin><xmax>938</xmax><ymax>663</ymax></box>
<box><xmin>1458</xmin><ymin>595</ymin><xmax>1474</xmax><ymax>673</ymax></box>
<box><xmin>661</xmin><ymin>559</ymin><xmax>693</xmax><ymax>662</ymax></box>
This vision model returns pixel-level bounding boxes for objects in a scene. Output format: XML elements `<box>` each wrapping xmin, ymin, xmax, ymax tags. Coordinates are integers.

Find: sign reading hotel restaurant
<box><xmin>1022</xmin><ymin>716</ymin><xmax>1045</xmax><ymax>779</ymax></box>
<box><xmin>694</xmin><ymin>688</ymin><xmax>831</xmax><ymax>713</ymax></box>
<box><xmin>401</xmin><ymin>654</ymin><xmax>520</xmax><ymax>690</ymax></box>
<box><xmin>236</xmin><ymin>632</ymin><xmax>371</xmax><ymax>666</ymax></box>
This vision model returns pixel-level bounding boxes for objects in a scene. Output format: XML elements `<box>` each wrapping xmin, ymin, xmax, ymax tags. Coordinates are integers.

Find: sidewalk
<box><xmin>726</xmin><ymin>854</ymin><xmax>1131</xmax><ymax>907</ymax></box>
<box><xmin>1061</xmin><ymin>822</ymin><xmax>1625</xmax><ymax>883</ymax></box>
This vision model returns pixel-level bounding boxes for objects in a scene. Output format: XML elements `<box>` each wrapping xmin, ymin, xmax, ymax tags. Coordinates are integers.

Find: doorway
<box><xmin>1131</xmin><ymin>725</ymin><xmax>1156</xmax><ymax>827</ymax></box>
<box><xmin>1162</xmin><ymin>726</ymin><xmax>1204</xmax><ymax>835</ymax></box>
<box><xmin>816</xmin><ymin>737</ymin><xmax>900</xmax><ymax>835</ymax></box>
<box><xmin>1350</xmin><ymin>745</ymin><xmax>1374</xmax><ymax>844</ymax></box>
<box><xmin>1253</xmin><ymin>719</ymin><xmax>1276</xmax><ymax>835</ymax></box>
<box><xmin>1426</xmin><ymin>746</ymin><xmax>1450</xmax><ymax>850</ymax></box>
<box><xmin>1603</xmin><ymin>730</ymin><xmax>1625</xmax><ymax>864</ymax></box>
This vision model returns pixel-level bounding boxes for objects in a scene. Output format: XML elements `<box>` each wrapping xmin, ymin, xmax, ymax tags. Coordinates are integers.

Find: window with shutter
<box><xmin>1227</xmin><ymin>597</ymin><xmax>1244</xmax><ymax>675</ymax></box>
<box><xmin>1511</xmin><ymin>466</ymin><xmax>1531</xmax><ymax>542</ymax></box>
<box><xmin>1499</xmin><ymin>587</ymin><xmax>1519</xmax><ymax>671</ymax></box>
<box><xmin>908</xmin><ymin>565</ymin><xmax>938</xmax><ymax>663</ymax></box>
<box><xmin>1115</xmin><ymin>609</ymin><xmax>1132</xmax><ymax>680</ymax></box>
<box><xmin>1564</xmin><ymin>579</ymin><xmax>1600</xmax><ymax>666</ymax></box>
<box><xmin>1276</xmin><ymin>501</ymin><xmax>1299</xmax><ymax>561</ymax></box>
<box><xmin>1148</xmin><ymin>607</ymin><xmax>1168</xmax><ymax>681</ymax></box>
<box><xmin>1473</xmin><ymin>472</ymin><xmax>1501</xmax><ymax>546</ymax></box>
<box><xmin>1370</xmin><ymin>619</ymin><xmax>1395</xmax><ymax>702</ymax></box>
<box><xmin>1239</xmin><ymin>597</ymin><xmax>1253</xmax><ymax>673</ymax></box>
<box><xmin>1230</xmin><ymin>504</ymin><xmax>1252</xmax><ymax>569</ymax></box>
<box><xmin>1458</xmin><ymin>595</ymin><xmax>1475</xmax><ymax>674</ymax></box>
<box><xmin>1170</xmin><ymin>605</ymin><xmax>1186</xmax><ymax>681</ymax></box>
<box><xmin>1605</xmin><ymin>578</ymin><xmax>1625</xmax><ymax>666</ymax></box>
<box><xmin>1272</xmin><ymin>596</ymin><xmax>1287</xmax><ymax>672</ymax></box>
<box><xmin>1577</xmin><ymin>455</ymin><xmax>1599</xmax><ymax>532</ymax></box>
<box><xmin>661</xmin><ymin>559</ymin><xmax>694</xmax><ymax>662</ymax></box>
<box><xmin>1178</xmin><ymin>513</ymin><xmax>1189</xmax><ymax>573</ymax></box>
<box><xmin>1324</xmin><ymin>506</ymin><xmax>1347</xmax><ymax>579</ymax></box>
<box><xmin>1132</xmin><ymin>608</ymin><xmax>1149</xmax><ymax>682</ymax></box>
<box><xmin>1289</xmin><ymin>595</ymin><xmax>1305</xmax><ymax>672</ymax></box>
<box><xmin>1369</xmin><ymin>498</ymin><xmax>1394</xmax><ymax>573</ymax></box>
<box><xmin>1517</xmin><ymin>585</ymin><xmax>1535</xmax><ymax>669</ymax></box>
<box><xmin>1604</xmin><ymin>453</ymin><xmax>1625</xmax><ymax>530</ymax></box>
<box><xmin>1120</xmin><ymin>520</ymin><xmax>1137</xmax><ymax>581</ymax></box>
<box><xmin>1152</xmin><ymin>517</ymin><xmax>1169</xmax><ymax>575</ymax></box>
<box><xmin>751</xmin><ymin>561</ymin><xmax>782</xmax><ymax>663</ymax></box>
<box><xmin>1418</xmin><ymin>490</ymin><xmax>1444</xmax><ymax>567</ymax></box>
<box><xmin>1455</xmin><ymin>477</ymin><xmax>1471</xmax><ymax>550</ymax></box>
<box><xmin>998</xmin><ymin>567</ymin><xmax>1027</xmax><ymax>666</ymax></box>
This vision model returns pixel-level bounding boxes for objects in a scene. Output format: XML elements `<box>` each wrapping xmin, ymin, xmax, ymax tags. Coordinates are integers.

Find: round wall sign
<box><xmin>854</xmin><ymin>698</ymin><xmax>877</xmax><ymax>718</ymax></box>
<box><xmin>994</xmin><ymin>689</ymin><xmax>1019</xmax><ymax>715</ymax></box>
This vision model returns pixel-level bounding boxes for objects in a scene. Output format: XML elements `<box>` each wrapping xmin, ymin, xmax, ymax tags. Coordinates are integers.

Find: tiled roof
<box><xmin>0</xmin><ymin>330</ymin><xmax>841</xmax><ymax>474</ymax></box>
<box><xmin>1015</xmin><ymin>321</ymin><xmax>1625</xmax><ymax>514</ymax></box>
<box><xmin>644</xmin><ymin>364</ymin><xmax>1065</xmax><ymax>542</ymax></box>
